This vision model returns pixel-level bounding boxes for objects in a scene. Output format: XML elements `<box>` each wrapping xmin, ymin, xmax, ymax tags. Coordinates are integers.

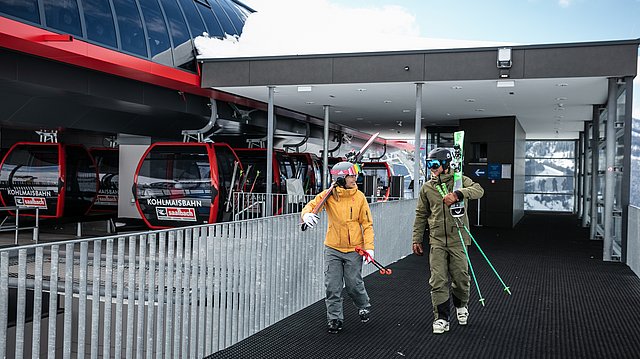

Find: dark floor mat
<box><xmin>206</xmin><ymin>214</ymin><xmax>640</xmax><ymax>359</ymax></box>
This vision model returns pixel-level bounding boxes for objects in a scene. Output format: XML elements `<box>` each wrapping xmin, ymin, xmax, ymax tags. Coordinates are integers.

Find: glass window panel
<box><xmin>112</xmin><ymin>0</ymin><xmax>147</xmax><ymax>56</ymax></box>
<box><xmin>525</xmin><ymin>158</ymin><xmax>574</xmax><ymax>176</ymax></box>
<box><xmin>216</xmin><ymin>0</ymin><xmax>243</xmax><ymax>33</ymax></box>
<box><xmin>617</xmin><ymin>89</ymin><xmax>626</xmax><ymax>124</ymax></box>
<box><xmin>81</xmin><ymin>0</ymin><xmax>117</xmax><ymax>47</ymax></box>
<box><xmin>138</xmin><ymin>0</ymin><xmax>172</xmax><ymax>65</ymax></box>
<box><xmin>524</xmin><ymin>194</ymin><xmax>574</xmax><ymax>212</ymax></box>
<box><xmin>525</xmin><ymin>140</ymin><xmax>574</xmax><ymax>158</ymax></box>
<box><xmin>158</xmin><ymin>0</ymin><xmax>190</xmax><ymax>45</ymax></box>
<box><xmin>195</xmin><ymin>2</ymin><xmax>223</xmax><ymax>37</ymax></box>
<box><xmin>137</xmin><ymin>146</ymin><xmax>212</xmax><ymax>200</ymax></box>
<box><xmin>233</xmin><ymin>151</ymin><xmax>268</xmax><ymax>194</ymax></box>
<box><xmin>276</xmin><ymin>153</ymin><xmax>295</xmax><ymax>180</ymax></box>
<box><xmin>177</xmin><ymin>0</ymin><xmax>206</xmax><ymax>37</ymax></box>
<box><xmin>0</xmin><ymin>0</ymin><xmax>40</xmax><ymax>23</ymax></box>
<box><xmin>525</xmin><ymin>140</ymin><xmax>576</xmax><ymax>213</ymax></box>
<box><xmin>158</xmin><ymin>0</ymin><xmax>193</xmax><ymax>66</ymax></box>
<box><xmin>43</xmin><ymin>0</ymin><xmax>83</xmax><ymax>36</ymax></box>
<box><xmin>209</xmin><ymin>0</ymin><xmax>235</xmax><ymax>35</ymax></box>
<box><xmin>525</xmin><ymin>175</ymin><xmax>573</xmax><ymax>194</ymax></box>
<box><xmin>599</xmin><ymin>110</ymin><xmax>607</xmax><ymax>139</ymax></box>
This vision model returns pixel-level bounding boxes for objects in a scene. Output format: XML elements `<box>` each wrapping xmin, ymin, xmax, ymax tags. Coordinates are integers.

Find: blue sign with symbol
<box><xmin>487</xmin><ymin>163</ymin><xmax>501</xmax><ymax>180</ymax></box>
<box><xmin>474</xmin><ymin>168</ymin><xmax>486</xmax><ymax>177</ymax></box>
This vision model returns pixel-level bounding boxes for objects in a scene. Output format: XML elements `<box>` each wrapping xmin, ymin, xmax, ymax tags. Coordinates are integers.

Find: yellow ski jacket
<box><xmin>301</xmin><ymin>186</ymin><xmax>374</xmax><ymax>253</ymax></box>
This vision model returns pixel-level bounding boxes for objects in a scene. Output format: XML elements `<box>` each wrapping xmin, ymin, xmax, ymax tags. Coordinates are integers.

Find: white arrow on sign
<box><xmin>475</xmin><ymin>168</ymin><xmax>486</xmax><ymax>176</ymax></box>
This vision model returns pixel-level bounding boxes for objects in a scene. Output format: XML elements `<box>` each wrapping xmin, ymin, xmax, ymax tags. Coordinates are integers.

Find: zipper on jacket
<box><xmin>438</xmin><ymin>176</ymin><xmax>449</xmax><ymax>246</ymax></box>
<box><xmin>350</xmin><ymin>207</ymin><xmax>353</xmax><ymax>220</ymax></box>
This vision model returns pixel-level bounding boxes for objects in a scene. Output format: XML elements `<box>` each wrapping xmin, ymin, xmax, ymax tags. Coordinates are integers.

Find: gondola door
<box><xmin>89</xmin><ymin>148</ymin><xmax>119</xmax><ymax>215</ymax></box>
<box><xmin>134</xmin><ymin>143</ymin><xmax>219</xmax><ymax>229</ymax></box>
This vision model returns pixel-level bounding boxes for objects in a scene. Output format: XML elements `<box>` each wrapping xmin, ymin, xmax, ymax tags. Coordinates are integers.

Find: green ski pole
<box><xmin>454</xmin><ymin>221</ymin><xmax>485</xmax><ymax>306</ymax></box>
<box><xmin>456</xmin><ymin>217</ymin><xmax>512</xmax><ymax>295</ymax></box>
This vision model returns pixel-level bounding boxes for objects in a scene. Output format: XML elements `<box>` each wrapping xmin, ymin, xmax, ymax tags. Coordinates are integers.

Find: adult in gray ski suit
<box><xmin>411</xmin><ymin>147</ymin><xmax>484</xmax><ymax>334</ymax></box>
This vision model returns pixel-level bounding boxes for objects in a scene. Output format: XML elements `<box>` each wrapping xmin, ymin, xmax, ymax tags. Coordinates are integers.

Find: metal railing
<box><xmin>0</xmin><ymin>199</ymin><xmax>416</xmax><ymax>358</ymax></box>
<box><xmin>231</xmin><ymin>191</ymin><xmax>404</xmax><ymax>221</ymax></box>
<box><xmin>0</xmin><ymin>206</ymin><xmax>39</xmax><ymax>244</ymax></box>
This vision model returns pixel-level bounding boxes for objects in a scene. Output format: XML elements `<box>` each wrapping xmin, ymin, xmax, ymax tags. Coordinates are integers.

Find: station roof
<box><xmin>201</xmin><ymin>39</ymin><xmax>639</xmax><ymax>140</ymax></box>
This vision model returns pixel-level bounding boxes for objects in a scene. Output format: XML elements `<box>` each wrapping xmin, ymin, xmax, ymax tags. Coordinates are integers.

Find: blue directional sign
<box><xmin>474</xmin><ymin>168</ymin><xmax>486</xmax><ymax>177</ymax></box>
<box><xmin>487</xmin><ymin>163</ymin><xmax>501</xmax><ymax>180</ymax></box>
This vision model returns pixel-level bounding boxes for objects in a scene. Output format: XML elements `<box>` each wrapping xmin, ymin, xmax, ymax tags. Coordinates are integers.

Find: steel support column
<box><xmin>590</xmin><ymin>107</ymin><xmax>599</xmax><ymax>240</ymax></box>
<box><xmin>603</xmin><ymin>78</ymin><xmax>616</xmax><ymax>260</ymax></box>
<box><xmin>621</xmin><ymin>75</ymin><xmax>634</xmax><ymax>263</ymax></box>
<box><xmin>266</xmin><ymin>86</ymin><xmax>275</xmax><ymax>216</ymax></box>
<box><xmin>580</xmin><ymin>124</ymin><xmax>588</xmax><ymax>227</ymax></box>
<box><xmin>323</xmin><ymin>105</ymin><xmax>330</xmax><ymax>189</ymax></box>
<box><xmin>414</xmin><ymin>83</ymin><xmax>423</xmax><ymax>198</ymax></box>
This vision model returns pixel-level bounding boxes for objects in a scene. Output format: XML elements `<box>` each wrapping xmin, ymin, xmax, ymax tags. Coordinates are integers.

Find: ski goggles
<box><xmin>427</xmin><ymin>159</ymin><xmax>443</xmax><ymax>169</ymax></box>
<box><xmin>330</xmin><ymin>163</ymin><xmax>361</xmax><ymax>176</ymax></box>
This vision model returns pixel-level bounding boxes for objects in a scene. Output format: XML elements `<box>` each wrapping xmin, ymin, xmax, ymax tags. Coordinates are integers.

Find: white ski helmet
<box><xmin>330</xmin><ymin>161</ymin><xmax>360</xmax><ymax>182</ymax></box>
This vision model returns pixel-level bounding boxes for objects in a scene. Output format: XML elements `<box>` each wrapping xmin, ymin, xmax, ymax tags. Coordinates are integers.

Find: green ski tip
<box><xmin>479</xmin><ymin>298</ymin><xmax>486</xmax><ymax>306</ymax></box>
<box><xmin>504</xmin><ymin>287</ymin><xmax>512</xmax><ymax>295</ymax></box>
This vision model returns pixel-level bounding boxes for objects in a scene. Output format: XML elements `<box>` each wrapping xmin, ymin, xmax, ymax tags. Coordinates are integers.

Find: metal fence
<box><xmin>231</xmin><ymin>192</ymin><xmax>404</xmax><ymax>221</ymax></box>
<box><xmin>0</xmin><ymin>199</ymin><xmax>416</xmax><ymax>358</ymax></box>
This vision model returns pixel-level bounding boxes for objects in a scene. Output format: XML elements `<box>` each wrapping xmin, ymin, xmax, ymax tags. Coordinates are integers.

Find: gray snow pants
<box><xmin>324</xmin><ymin>246</ymin><xmax>371</xmax><ymax>321</ymax></box>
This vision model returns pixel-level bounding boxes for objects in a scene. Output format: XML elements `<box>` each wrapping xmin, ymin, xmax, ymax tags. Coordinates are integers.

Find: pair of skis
<box><xmin>450</xmin><ymin>131</ymin><xmax>465</xmax><ymax>218</ymax></box>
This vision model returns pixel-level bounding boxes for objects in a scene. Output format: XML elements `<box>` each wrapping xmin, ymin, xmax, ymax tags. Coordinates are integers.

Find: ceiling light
<box><xmin>402</xmin><ymin>109</ymin><xmax>411</xmax><ymax>113</ymax></box>
<box><xmin>357</xmin><ymin>88</ymin><xmax>367</xmax><ymax>92</ymax></box>
<box><xmin>465</xmin><ymin>99</ymin><xmax>476</xmax><ymax>102</ymax></box>
<box><xmin>297</xmin><ymin>86</ymin><xmax>312</xmax><ymax>92</ymax></box>
<box><xmin>496</xmin><ymin>80</ymin><xmax>515</xmax><ymax>88</ymax></box>
<box><xmin>383</xmin><ymin>100</ymin><xmax>392</xmax><ymax>103</ymax></box>
<box><xmin>556</xmin><ymin>83</ymin><xmax>569</xmax><ymax>87</ymax></box>
<box><xmin>356</xmin><ymin>117</ymin><xmax>364</xmax><ymax>121</ymax></box>
<box><xmin>451</xmin><ymin>86</ymin><xmax>463</xmax><ymax>90</ymax></box>
<box><xmin>556</xmin><ymin>97</ymin><xmax>567</xmax><ymax>101</ymax></box>
<box><xmin>305</xmin><ymin>101</ymin><xmax>314</xmax><ymax>104</ymax></box>
<box><xmin>334</xmin><ymin>110</ymin><xmax>342</xmax><ymax>113</ymax></box>
<box><xmin>475</xmin><ymin>109</ymin><xmax>485</xmax><ymax>112</ymax></box>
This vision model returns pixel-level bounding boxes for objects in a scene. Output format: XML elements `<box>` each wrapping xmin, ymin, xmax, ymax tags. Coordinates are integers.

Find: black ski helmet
<box><xmin>426</xmin><ymin>148</ymin><xmax>452</xmax><ymax>170</ymax></box>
